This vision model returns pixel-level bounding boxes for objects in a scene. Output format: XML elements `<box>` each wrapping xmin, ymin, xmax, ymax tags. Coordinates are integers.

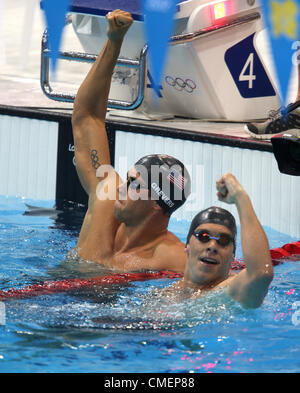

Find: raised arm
<box><xmin>216</xmin><ymin>173</ymin><xmax>273</xmax><ymax>308</ymax></box>
<box><xmin>72</xmin><ymin>10</ymin><xmax>133</xmax><ymax>195</ymax></box>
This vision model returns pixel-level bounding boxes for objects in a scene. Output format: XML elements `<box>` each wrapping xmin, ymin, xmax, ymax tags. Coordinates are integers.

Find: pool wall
<box><xmin>0</xmin><ymin>111</ymin><xmax>58</xmax><ymax>200</ymax></box>
<box><xmin>0</xmin><ymin>105</ymin><xmax>299</xmax><ymax>238</ymax></box>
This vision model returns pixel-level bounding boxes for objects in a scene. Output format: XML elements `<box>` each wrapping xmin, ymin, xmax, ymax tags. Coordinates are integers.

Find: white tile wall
<box><xmin>0</xmin><ymin>114</ymin><xmax>58</xmax><ymax>200</ymax></box>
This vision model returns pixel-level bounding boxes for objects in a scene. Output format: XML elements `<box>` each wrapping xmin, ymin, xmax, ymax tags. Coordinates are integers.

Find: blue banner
<box><xmin>260</xmin><ymin>0</ymin><xmax>300</xmax><ymax>106</ymax></box>
<box><xmin>141</xmin><ymin>0</ymin><xmax>177</xmax><ymax>98</ymax></box>
<box><xmin>42</xmin><ymin>0</ymin><xmax>71</xmax><ymax>73</ymax></box>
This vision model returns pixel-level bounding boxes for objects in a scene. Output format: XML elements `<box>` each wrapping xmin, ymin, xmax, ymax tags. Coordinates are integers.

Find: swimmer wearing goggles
<box><xmin>166</xmin><ymin>172</ymin><xmax>273</xmax><ymax>309</ymax></box>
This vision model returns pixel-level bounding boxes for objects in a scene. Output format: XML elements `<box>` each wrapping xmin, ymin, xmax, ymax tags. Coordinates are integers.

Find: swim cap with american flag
<box><xmin>134</xmin><ymin>154</ymin><xmax>191</xmax><ymax>214</ymax></box>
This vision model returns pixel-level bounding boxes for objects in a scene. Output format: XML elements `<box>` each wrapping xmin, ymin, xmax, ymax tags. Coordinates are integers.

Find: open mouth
<box><xmin>199</xmin><ymin>257</ymin><xmax>219</xmax><ymax>265</ymax></box>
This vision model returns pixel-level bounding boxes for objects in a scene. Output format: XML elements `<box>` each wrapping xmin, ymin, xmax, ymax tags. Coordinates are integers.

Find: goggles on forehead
<box><xmin>193</xmin><ymin>230</ymin><xmax>234</xmax><ymax>247</ymax></box>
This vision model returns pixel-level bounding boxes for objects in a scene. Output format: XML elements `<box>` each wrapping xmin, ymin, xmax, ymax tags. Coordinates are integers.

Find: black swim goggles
<box><xmin>193</xmin><ymin>230</ymin><xmax>234</xmax><ymax>247</ymax></box>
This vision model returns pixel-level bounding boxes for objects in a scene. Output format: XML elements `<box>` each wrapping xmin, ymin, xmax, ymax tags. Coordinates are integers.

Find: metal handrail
<box><xmin>40</xmin><ymin>29</ymin><xmax>148</xmax><ymax>108</ymax></box>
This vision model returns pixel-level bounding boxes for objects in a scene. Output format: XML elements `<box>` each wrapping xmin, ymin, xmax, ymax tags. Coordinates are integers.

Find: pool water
<box><xmin>0</xmin><ymin>195</ymin><xmax>299</xmax><ymax>373</ymax></box>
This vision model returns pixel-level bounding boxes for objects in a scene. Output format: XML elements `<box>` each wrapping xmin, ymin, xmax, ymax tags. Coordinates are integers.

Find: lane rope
<box><xmin>0</xmin><ymin>271</ymin><xmax>182</xmax><ymax>301</ymax></box>
<box><xmin>0</xmin><ymin>241</ymin><xmax>299</xmax><ymax>301</ymax></box>
<box><xmin>231</xmin><ymin>240</ymin><xmax>300</xmax><ymax>270</ymax></box>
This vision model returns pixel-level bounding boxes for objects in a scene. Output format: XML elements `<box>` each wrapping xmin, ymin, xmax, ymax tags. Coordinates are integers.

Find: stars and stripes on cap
<box><xmin>167</xmin><ymin>169</ymin><xmax>187</xmax><ymax>190</ymax></box>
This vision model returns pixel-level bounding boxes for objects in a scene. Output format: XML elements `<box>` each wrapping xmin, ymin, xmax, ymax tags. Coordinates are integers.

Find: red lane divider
<box><xmin>0</xmin><ymin>271</ymin><xmax>183</xmax><ymax>301</ymax></box>
<box><xmin>270</xmin><ymin>240</ymin><xmax>300</xmax><ymax>261</ymax></box>
<box><xmin>231</xmin><ymin>240</ymin><xmax>300</xmax><ymax>270</ymax></box>
<box><xmin>0</xmin><ymin>241</ymin><xmax>299</xmax><ymax>301</ymax></box>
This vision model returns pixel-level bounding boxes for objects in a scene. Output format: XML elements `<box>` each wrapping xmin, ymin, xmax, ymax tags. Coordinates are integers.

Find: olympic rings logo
<box><xmin>90</xmin><ymin>149</ymin><xmax>100</xmax><ymax>169</ymax></box>
<box><xmin>165</xmin><ymin>76</ymin><xmax>197</xmax><ymax>93</ymax></box>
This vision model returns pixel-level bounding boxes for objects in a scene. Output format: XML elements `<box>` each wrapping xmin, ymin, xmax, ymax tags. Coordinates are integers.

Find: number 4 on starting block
<box><xmin>225</xmin><ymin>33</ymin><xmax>276</xmax><ymax>98</ymax></box>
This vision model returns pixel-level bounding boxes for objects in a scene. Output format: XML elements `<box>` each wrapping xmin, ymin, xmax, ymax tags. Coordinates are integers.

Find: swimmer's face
<box><xmin>184</xmin><ymin>223</ymin><xmax>235</xmax><ymax>287</ymax></box>
<box><xmin>114</xmin><ymin>167</ymin><xmax>157</xmax><ymax>224</ymax></box>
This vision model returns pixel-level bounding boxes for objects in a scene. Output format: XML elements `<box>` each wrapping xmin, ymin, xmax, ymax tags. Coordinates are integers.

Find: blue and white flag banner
<box><xmin>260</xmin><ymin>0</ymin><xmax>300</xmax><ymax>106</ymax></box>
<box><xmin>42</xmin><ymin>0</ymin><xmax>71</xmax><ymax>74</ymax></box>
<box><xmin>141</xmin><ymin>0</ymin><xmax>177</xmax><ymax>99</ymax></box>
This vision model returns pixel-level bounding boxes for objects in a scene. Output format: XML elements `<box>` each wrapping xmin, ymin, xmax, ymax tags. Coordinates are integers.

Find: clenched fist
<box><xmin>106</xmin><ymin>9</ymin><xmax>133</xmax><ymax>43</ymax></box>
<box><xmin>216</xmin><ymin>172</ymin><xmax>247</xmax><ymax>204</ymax></box>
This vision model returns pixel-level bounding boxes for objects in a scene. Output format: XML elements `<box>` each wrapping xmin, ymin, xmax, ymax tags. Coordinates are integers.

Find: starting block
<box><xmin>40</xmin><ymin>0</ymin><xmax>280</xmax><ymax>121</ymax></box>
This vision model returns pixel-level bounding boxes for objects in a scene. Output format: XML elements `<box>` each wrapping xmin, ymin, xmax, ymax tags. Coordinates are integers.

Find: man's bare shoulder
<box><xmin>155</xmin><ymin>231</ymin><xmax>185</xmax><ymax>253</ymax></box>
<box><xmin>153</xmin><ymin>232</ymin><xmax>186</xmax><ymax>272</ymax></box>
<box><xmin>77</xmin><ymin>167</ymin><xmax>122</xmax><ymax>257</ymax></box>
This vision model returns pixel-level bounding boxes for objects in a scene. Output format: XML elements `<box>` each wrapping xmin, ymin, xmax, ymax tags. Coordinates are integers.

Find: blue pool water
<box><xmin>0</xmin><ymin>195</ymin><xmax>299</xmax><ymax>373</ymax></box>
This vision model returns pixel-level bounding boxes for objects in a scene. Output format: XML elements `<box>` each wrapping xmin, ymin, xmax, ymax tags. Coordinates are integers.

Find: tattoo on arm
<box><xmin>90</xmin><ymin>149</ymin><xmax>100</xmax><ymax>169</ymax></box>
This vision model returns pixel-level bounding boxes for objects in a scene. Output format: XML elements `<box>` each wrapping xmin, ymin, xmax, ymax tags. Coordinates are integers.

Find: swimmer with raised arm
<box><xmin>71</xmin><ymin>10</ymin><xmax>191</xmax><ymax>272</ymax></box>
<box><xmin>168</xmin><ymin>172</ymin><xmax>273</xmax><ymax>308</ymax></box>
